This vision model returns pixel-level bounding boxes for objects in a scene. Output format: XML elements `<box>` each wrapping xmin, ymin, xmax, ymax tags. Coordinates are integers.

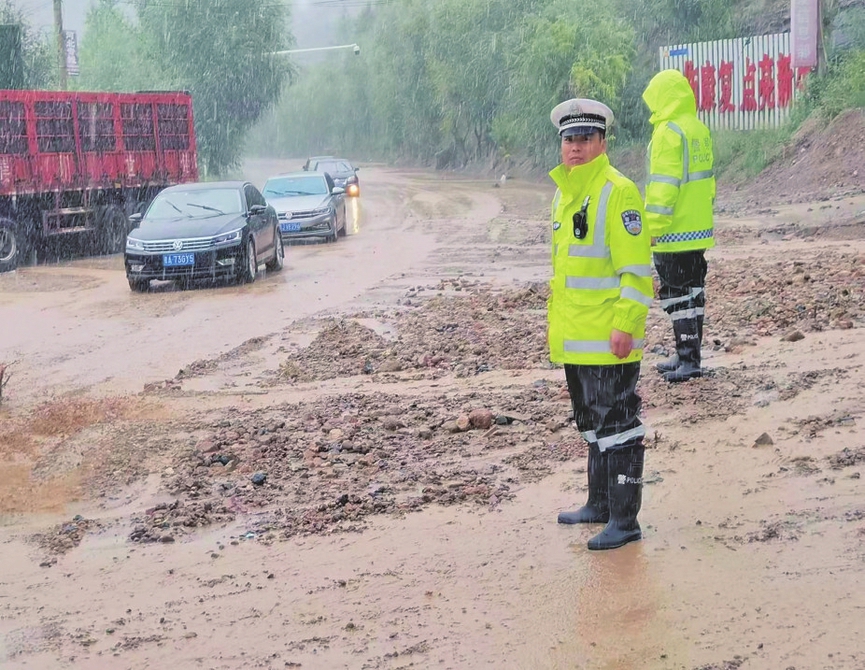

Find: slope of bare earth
<box><xmin>1</xmin><ymin>161</ymin><xmax>865</xmax><ymax>670</ymax></box>
<box><xmin>720</xmin><ymin>109</ymin><xmax>865</xmax><ymax>211</ymax></box>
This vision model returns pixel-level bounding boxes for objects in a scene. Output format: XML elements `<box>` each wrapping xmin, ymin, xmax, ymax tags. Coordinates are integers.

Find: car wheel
<box><xmin>128</xmin><ymin>277</ymin><xmax>149</xmax><ymax>292</ymax></box>
<box><xmin>327</xmin><ymin>218</ymin><xmax>338</xmax><ymax>243</ymax></box>
<box><xmin>239</xmin><ymin>238</ymin><xmax>257</xmax><ymax>283</ymax></box>
<box><xmin>0</xmin><ymin>219</ymin><xmax>19</xmax><ymax>273</ymax></box>
<box><xmin>338</xmin><ymin>206</ymin><xmax>347</xmax><ymax>237</ymax></box>
<box><xmin>266</xmin><ymin>230</ymin><xmax>284</xmax><ymax>272</ymax></box>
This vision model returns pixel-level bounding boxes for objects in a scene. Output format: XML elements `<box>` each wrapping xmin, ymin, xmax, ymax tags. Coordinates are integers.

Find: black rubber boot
<box><xmin>655</xmin><ymin>353</ymin><xmax>679</xmax><ymax>373</ymax></box>
<box><xmin>663</xmin><ymin>316</ymin><xmax>702</xmax><ymax>383</ymax></box>
<box><xmin>558</xmin><ymin>443</ymin><xmax>609</xmax><ymax>524</ymax></box>
<box><xmin>587</xmin><ymin>444</ymin><xmax>644</xmax><ymax>550</ymax></box>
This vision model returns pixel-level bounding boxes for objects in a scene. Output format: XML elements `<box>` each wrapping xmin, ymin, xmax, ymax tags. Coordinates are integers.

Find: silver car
<box><xmin>262</xmin><ymin>171</ymin><xmax>347</xmax><ymax>243</ymax></box>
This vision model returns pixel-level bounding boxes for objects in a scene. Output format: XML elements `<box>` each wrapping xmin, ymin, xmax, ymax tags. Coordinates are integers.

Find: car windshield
<box><xmin>146</xmin><ymin>188</ymin><xmax>243</xmax><ymax>220</ymax></box>
<box><xmin>263</xmin><ymin>176</ymin><xmax>328</xmax><ymax>197</ymax></box>
<box><xmin>313</xmin><ymin>161</ymin><xmax>352</xmax><ymax>175</ymax></box>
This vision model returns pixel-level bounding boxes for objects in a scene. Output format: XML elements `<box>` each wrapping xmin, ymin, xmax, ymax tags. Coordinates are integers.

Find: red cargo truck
<box><xmin>0</xmin><ymin>89</ymin><xmax>198</xmax><ymax>272</ymax></box>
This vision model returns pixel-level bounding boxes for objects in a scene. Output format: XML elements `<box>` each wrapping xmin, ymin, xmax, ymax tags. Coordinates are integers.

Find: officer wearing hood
<box><xmin>549</xmin><ymin>99</ymin><xmax>653</xmax><ymax>550</ymax></box>
<box><xmin>642</xmin><ymin>69</ymin><xmax>716</xmax><ymax>382</ymax></box>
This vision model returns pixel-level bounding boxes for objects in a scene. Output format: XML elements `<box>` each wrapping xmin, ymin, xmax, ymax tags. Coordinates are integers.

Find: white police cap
<box><xmin>551</xmin><ymin>98</ymin><xmax>614</xmax><ymax>137</ymax></box>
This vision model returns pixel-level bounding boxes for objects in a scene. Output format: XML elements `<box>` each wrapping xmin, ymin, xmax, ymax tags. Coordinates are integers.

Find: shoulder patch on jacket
<box><xmin>621</xmin><ymin>210</ymin><xmax>642</xmax><ymax>236</ymax></box>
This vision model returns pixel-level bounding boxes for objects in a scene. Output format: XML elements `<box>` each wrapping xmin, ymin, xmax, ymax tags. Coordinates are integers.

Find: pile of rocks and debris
<box><xmin>32</xmin><ymin>515</ymin><xmax>101</xmax><ymax>556</ymax></box>
<box><xmin>274</xmin><ymin>283</ymin><xmax>550</xmax><ymax>383</ymax></box>
<box><xmin>128</xmin><ymin>385</ymin><xmax>584</xmax><ymax>543</ymax></box>
<box><xmin>709</xmin><ymin>251</ymin><xmax>865</xmax><ymax>337</ymax></box>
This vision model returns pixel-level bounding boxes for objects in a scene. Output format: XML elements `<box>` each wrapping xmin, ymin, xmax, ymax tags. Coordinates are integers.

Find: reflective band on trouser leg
<box><xmin>581</xmin><ymin>430</ymin><xmax>597</xmax><ymax>443</ymax></box>
<box><xmin>596</xmin><ymin>425</ymin><xmax>646</xmax><ymax>452</ymax></box>
<box><xmin>564</xmin><ymin>339</ymin><xmax>646</xmax><ymax>354</ymax></box>
<box><xmin>659</xmin><ymin>293</ymin><xmax>691</xmax><ymax>310</ymax></box>
<box><xmin>669</xmin><ymin>307</ymin><xmax>705</xmax><ymax>321</ymax></box>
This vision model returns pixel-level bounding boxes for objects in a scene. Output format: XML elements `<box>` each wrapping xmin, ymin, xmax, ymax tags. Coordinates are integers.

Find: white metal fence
<box><xmin>659</xmin><ymin>34</ymin><xmax>813</xmax><ymax>130</ymax></box>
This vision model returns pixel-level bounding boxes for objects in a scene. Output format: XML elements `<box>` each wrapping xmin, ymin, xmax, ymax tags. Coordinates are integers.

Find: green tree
<box><xmin>138</xmin><ymin>0</ymin><xmax>294</xmax><ymax>176</ymax></box>
<box><xmin>0</xmin><ymin>0</ymin><xmax>55</xmax><ymax>89</ymax></box>
<box><xmin>494</xmin><ymin>0</ymin><xmax>634</xmax><ymax>167</ymax></box>
<box><xmin>76</xmin><ymin>0</ymin><xmax>155</xmax><ymax>93</ymax></box>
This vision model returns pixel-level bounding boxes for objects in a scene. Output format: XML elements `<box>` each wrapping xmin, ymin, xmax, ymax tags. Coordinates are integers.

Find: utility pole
<box><xmin>53</xmin><ymin>0</ymin><xmax>67</xmax><ymax>90</ymax></box>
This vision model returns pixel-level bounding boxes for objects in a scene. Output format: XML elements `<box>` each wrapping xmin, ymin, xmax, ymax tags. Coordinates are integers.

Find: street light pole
<box><xmin>270</xmin><ymin>43</ymin><xmax>360</xmax><ymax>56</ymax></box>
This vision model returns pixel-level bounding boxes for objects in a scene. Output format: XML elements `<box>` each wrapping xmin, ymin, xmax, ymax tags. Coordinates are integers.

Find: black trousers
<box><xmin>653</xmin><ymin>250</ymin><xmax>707</xmax><ymax>318</ymax></box>
<box><xmin>564</xmin><ymin>363</ymin><xmax>643</xmax><ymax>452</ymax></box>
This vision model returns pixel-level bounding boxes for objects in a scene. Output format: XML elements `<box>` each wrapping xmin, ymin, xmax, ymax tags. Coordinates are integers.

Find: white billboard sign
<box><xmin>660</xmin><ymin>33</ymin><xmax>813</xmax><ymax>130</ymax></box>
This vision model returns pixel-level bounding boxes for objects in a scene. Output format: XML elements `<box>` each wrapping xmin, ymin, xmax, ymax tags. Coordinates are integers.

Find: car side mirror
<box><xmin>129</xmin><ymin>212</ymin><xmax>143</xmax><ymax>226</ymax></box>
<box><xmin>248</xmin><ymin>204</ymin><xmax>267</xmax><ymax>215</ymax></box>
<box><xmin>332</xmin><ymin>187</ymin><xmax>345</xmax><ymax>195</ymax></box>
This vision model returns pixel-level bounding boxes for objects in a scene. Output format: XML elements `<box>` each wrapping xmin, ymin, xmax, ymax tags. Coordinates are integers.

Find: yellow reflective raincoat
<box><xmin>643</xmin><ymin>69</ymin><xmax>716</xmax><ymax>253</ymax></box>
<box><xmin>548</xmin><ymin>154</ymin><xmax>653</xmax><ymax>366</ymax></box>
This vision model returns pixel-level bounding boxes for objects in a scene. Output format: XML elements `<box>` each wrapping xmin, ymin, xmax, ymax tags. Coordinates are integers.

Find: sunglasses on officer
<box><xmin>573</xmin><ymin>196</ymin><xmax>590</xmax><ymax>239</ymax></box>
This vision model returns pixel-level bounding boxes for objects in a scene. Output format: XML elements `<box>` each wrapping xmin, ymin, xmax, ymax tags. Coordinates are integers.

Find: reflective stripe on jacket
<box><xmin>643</xmin><ymin>69</ymin><xmax>716</xmax><ymax>253</ymax></box>
<box><xmin>548</xmin><ymin>153</ymin><xmax>653</xmax><ymax>366</ymax></box>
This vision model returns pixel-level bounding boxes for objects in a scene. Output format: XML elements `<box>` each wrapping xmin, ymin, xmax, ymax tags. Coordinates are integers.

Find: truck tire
<box><xmin>98</xmin><ymin>205</ymin><xmax>128</xmax><ymax>255</ymax></box>
<box><xmin>0</xmin><ymin>219</ymin><xmax>19</xmax><ymax>273</ymax></box>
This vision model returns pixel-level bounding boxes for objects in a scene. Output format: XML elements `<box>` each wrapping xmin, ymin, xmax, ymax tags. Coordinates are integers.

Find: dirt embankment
<box><xmin>722</xmin><ymin>109</ymin><xmax>865</xmax><ymax>210</ymax></box>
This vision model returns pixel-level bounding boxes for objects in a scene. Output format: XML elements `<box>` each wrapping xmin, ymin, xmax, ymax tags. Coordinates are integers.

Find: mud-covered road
<box><xmin>1</xmin><ymin>160</ymin><xmax>865</xmax><ymax>669</ymax></box>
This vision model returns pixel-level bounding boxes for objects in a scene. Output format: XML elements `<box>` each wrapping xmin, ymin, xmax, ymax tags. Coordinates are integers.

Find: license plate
<box><xmin>163</xmin><ymin>253</ymin><xmax>195</xmax><ymax>267</ymax></box>
<box><xmin>280</xmin><ymin>222</ymin><xmax>302</xmax><ymax>232</ymax></box>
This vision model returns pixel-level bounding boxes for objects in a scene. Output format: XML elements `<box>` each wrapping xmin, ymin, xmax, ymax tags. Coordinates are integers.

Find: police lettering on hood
<box><xmin>548</xmin><ymin>97</ymin><xmax>653</xmax><ymax>551</ymax></box>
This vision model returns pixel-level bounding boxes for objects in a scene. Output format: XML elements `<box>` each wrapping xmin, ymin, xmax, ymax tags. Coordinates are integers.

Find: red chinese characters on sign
<box><xmin>777</xmin><ymin>54</ymin><xmax>794</xmax><ymax>108</ymax></box>
<box><xmin>740</xmin><ymin>58</ymin><xmax>758</xmax><ymax>112</ymax></box>
<box><xmin>684</xmin><ymin>60</ymin><xmax>700</xmax><ymax>107</ymax></box>
<box><xmin>758</xmin><ymin>54</ymin><xmax>776</xmax><ymax>110</ymax></box>
<box><xmin>700</xmin><ymin>61</ymin><xmax>716</xmax><ymax>111</ymax></box>
<box><xmin>673</xmin><ymin>51</ymin><xmax>811</xmax><ymax>118</ymax></box>
<box><xmin>718</xmin><ymin>61</ymin><xmax>735</xmax><ymax>113</ymax></box>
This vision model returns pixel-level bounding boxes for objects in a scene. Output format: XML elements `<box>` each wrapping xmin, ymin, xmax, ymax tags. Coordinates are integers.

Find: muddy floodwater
<box><xmin>1</xmin><ymin>160</ymin><xmax>865</xmax><ymax>669</ymax></box>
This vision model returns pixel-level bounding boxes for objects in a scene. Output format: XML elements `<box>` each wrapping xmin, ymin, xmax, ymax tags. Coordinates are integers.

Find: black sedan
<box><xmin>124</xmin><ymin>181</ymin><xmax>284</xmax><ymax>292</ymax></box>
<box><xmin>262</xmin><ymin>171</ymin><xmax>347</xmax><ymax>243</ymax></box>
<box><xmin>310</xmin><ymin>158</ymin><xmax>360</xmax><ymax>197</ymax></box>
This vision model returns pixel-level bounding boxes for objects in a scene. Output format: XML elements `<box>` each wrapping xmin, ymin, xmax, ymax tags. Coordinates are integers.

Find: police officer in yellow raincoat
<box><xmin>549</xmin><ymin>99</ymin><xmax>653</xmax><ymax>550</ymax></box>
<box><xmin>643</xmin><ymin>69</ymin><xmax>716</xmax><ymax>382</ymax></box>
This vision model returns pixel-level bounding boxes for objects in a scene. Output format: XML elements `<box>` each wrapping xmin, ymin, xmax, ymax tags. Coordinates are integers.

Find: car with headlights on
<box><xmin>262</xmin><ymin>171</ymin><xmax>347</xmax><ymax>243</ymax></box>
<box><xmin>309</xmin><ymin>157</ymin><xmax>360</xmax><ymax>197</ymax></box>
<box><xmin>124</xmin><ymin>181</ymin><xmax>283</xmax><ymax>292</ymax></box>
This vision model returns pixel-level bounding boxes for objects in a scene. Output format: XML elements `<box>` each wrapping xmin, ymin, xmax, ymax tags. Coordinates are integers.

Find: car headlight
<box><xmin>312</xmin><ymin>206</ymin><xmax>333</xmax><ymax>216</ymax></box>
<box><xmin>126</xmin><ymin>237</ymin><xmax>144</xmax><ymax>250</ymax></box>
<box><xmin>213</xmin><ymin>229</ymin><xmax>243</xmax><ymax>245</ymax></box>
